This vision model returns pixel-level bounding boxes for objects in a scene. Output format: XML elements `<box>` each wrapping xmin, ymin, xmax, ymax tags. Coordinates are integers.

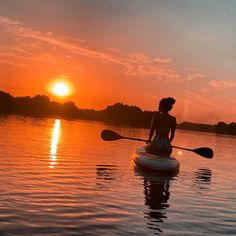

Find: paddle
<box><xmin>101</xmin><ymin>129</ymin><xmax>214</xmax><ymax>159</ymax></box>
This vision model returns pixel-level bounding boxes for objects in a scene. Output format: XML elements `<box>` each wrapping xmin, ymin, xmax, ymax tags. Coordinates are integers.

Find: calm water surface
<box><xmin>0</xmin><ymin>116</ymin><xmax>235</xmax><ymax>235</ymax></box>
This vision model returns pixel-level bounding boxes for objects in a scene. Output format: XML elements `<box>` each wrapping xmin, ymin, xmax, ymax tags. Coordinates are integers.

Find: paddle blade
<box><xmin>101</xmin><ymin>130</ymin><xmax>123</xmax><ymax>141</ymax></box>
<box><xmin>193</xmin><ymin>147</ymin><xmax>214</xmax><ymax>159</ymax></box>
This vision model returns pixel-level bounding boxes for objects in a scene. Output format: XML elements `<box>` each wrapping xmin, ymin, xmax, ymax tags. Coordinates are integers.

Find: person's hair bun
<box><xmin>158</xmin><ymin>97</ymin><xmax>176</xmax><ymax>112</ymax></box>
<box><xmin>167</xmin><ymin>97</ymin><xmax>175</xmax><ymax>105</ymax></box>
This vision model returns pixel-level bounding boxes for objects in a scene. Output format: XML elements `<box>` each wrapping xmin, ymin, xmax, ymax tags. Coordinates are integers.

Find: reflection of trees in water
<box><xmin>194</xmin><ymin>168</ymin><xmax>212</xmax><ymax>190</ymax></box>
<box><xmin>96</xmin><ymin>164</ymin><xmax>117</xmax><ymax>188</ymax></box>
<box><xmin>135</xmin><ymin>167</ymin><xmax>178</xmax><ymax>235</ymax></box>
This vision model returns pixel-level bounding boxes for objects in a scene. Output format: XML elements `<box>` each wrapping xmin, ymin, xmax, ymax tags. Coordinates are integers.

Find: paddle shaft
<box><xmin>172</xmin><ymin>145</ymin><xmax>192</xmax><ymax>151</ymax></box>
<box><xmin>122</xmin><ymin>136</ymin><xmax>147</xmax><ymax>142</ymax></box>
<box><xmin>123</xmin><ymin>137</ymin><xmax>192</xmax><ymax>151</ymax></box>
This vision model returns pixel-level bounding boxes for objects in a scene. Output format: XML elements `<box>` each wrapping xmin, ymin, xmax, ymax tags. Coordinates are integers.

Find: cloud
<box><xmin>209</xmin><ymin>80</ymin><xmax>236</xmax><ymax>89</ymax></box>
<box><xmin>0</xmin><ymin>58</ymin><xmax>27</xmax><ymax>68</ymax></box>
<box><xmin>0</xmin><ymin>16</ymin><xmax>181</xmax><ymax>80</ymax></box>
<box><xmin>0</xmin><ymin>16</ymin><xmax>22</xmax><ymax>26</ymax></box>
<box><xmin>184</xmin><ymin>73</ymin><xmax>206</xmax><ymax>81</ymax></box>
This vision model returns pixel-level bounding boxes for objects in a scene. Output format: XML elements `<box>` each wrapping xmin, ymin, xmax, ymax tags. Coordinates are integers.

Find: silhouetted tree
<box><xmin>61</xmin><ymin>101</ymin><xmax>84</xmax><ymax>118</ymax></box>
<box><xmin>0</xmin><ymin>91</ymin><xmax>14</xmax><ymax>113</ymax></box>
<box><xmin>216</xmin><ymin>122</ymin><xmax>236</xmax><ymax>135</ymax></box>
<box><xmin>101</xmin><ymin>102</ymin><xmax>145</xmax><ymax>126</ymax></box>
<box><xmin>0</xmin><ymin>91</ymin><xmax>235</xmax><ymax>135</ymax></box>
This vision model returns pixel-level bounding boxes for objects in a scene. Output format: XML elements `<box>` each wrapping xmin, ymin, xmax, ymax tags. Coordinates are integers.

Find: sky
<box><xmin>0</xmin><ymin>0</ymin><xmax>236</xmax><ymax>124</ymax></box>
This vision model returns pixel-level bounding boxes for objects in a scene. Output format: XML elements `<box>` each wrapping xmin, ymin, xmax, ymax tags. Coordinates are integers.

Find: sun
<box><xmin>52</xmin><ymin>82</ymin><xmax>69</xmax><ymax>97</ymax></box>
<box><xmin>48</xmin><ymin>77</ymin><xmax>74</xmax><ymax>99</ymax></box>
<box><xmin>48</xmin><ymin>76</ymin><xmax>74</xmax><ymax>98</ymax></box>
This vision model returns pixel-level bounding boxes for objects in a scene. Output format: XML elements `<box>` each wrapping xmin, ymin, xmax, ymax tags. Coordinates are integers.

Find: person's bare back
<box><xmin>146</xmin><ymin>97</ymin><xmax>176</xmax><ymax>156</ymax></box>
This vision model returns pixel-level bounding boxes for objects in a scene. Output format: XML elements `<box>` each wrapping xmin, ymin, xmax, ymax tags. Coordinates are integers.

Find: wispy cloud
<box><xmin>0</xmin><ymin>16</ymin><xmax>182</xmax><ymax>80</ymax></box>
<box><xmin>184</xmin><ymin>73</ymin><xmax>206</xmax><ymax>81</ymax></box>
<box><xmin>0</xmin><ymin>58</ymin><xmax>27</xmax><ymax>68</ymax></box>
<box><xmin>209</xmin><ymin>80</ymin><xmax>236</xmax><ymax>89</ymax></box>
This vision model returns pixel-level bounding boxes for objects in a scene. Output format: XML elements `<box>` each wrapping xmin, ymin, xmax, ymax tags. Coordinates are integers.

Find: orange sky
<box><xmin>0</xmin><ymin>1</ymin><xmax>236</xmax><ymax>124</ymax></box>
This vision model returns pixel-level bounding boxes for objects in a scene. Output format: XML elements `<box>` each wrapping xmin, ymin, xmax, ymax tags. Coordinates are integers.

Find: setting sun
<box><xmin>52</xmin><ymin>82</ymin><xmax>69</xmax><ymax>96</ymax></box>
<box><xmin>49</xmin><ymin>78</ymin><xmax>73</xmax><ymax>98</ymax></box>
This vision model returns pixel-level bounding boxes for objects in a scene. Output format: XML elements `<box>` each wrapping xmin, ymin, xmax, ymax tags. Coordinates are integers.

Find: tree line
<box><xmin>0</xmin><ymin>91</ymin><xmax>235</xmax><ymax>135</ymax></box>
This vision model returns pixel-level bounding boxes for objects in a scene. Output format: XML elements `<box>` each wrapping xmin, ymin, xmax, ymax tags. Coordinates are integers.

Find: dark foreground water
<box><xmin>0</xmin><ymin>116</ymin><xmax>235</xmax><ymax>235</ymax></box>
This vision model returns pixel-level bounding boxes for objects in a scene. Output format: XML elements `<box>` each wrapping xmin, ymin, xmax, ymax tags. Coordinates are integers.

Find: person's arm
<box><xmin>147</xmin><ymin>114</ymin><xmax>156</xmax><ymax>143</ymax></box>
<box><xmin>169</xmin><ymin>117</ymin><xmax>176</xmax><ymax>143</ymax></box>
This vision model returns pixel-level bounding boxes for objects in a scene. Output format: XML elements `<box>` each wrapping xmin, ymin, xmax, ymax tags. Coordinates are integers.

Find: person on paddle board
<box><xmin>146</xmin><ymin>97</ymin><xmax>176</xmax><ymax>157</ymax></box>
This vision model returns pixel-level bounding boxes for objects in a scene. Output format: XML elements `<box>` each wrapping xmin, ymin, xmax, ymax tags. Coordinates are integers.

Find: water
<box><xmin>0</xmin><ymin>116</ymin><xmax>235</xmax><ymax>235</ymax></box>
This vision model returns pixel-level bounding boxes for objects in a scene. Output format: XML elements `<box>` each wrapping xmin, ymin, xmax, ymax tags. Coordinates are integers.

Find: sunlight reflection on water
<box><xmin>49</xmin><ymin>119</ymin><xmax>60</xmax><ymax>169</ymax></box>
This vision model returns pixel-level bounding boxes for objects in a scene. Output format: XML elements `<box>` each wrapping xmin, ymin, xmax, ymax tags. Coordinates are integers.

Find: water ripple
<box><xmin>0</xmin><ymin>117</ymin><xmax>235</xmax><ymax>235</ymax></box>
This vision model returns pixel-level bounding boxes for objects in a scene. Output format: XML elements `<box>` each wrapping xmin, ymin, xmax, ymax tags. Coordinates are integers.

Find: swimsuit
<box><xmin>147</xmin><ymin>127</ymin><xmax>172</xmax><ymax>156</ymax></box>
<box><xmin>150</xmin><ymin>135</ymin><xmax>172</xmax><ymax>154</ymax></box>
<box><xmin>146</xmin><ymin>112</ymin><xmax>176</xmax><ymax>156</ymax></box>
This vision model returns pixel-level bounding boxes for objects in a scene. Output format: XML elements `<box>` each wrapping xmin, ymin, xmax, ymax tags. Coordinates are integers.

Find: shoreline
<box><xmin>1</xmin><ymin>113</ymin><xmax>236</xmax><ymax>137</ymax></box>
<box><xmin>1</xmin><ymin>91</ymin><xmax>235</xmax><ymax>136</ymax></box>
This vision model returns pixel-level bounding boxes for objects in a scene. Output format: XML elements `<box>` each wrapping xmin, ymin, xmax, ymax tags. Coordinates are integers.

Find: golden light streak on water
<box><xmin>49</xmin><ymin>119</ymin><xmax>61</xmax><ymax>168</ymax></box>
